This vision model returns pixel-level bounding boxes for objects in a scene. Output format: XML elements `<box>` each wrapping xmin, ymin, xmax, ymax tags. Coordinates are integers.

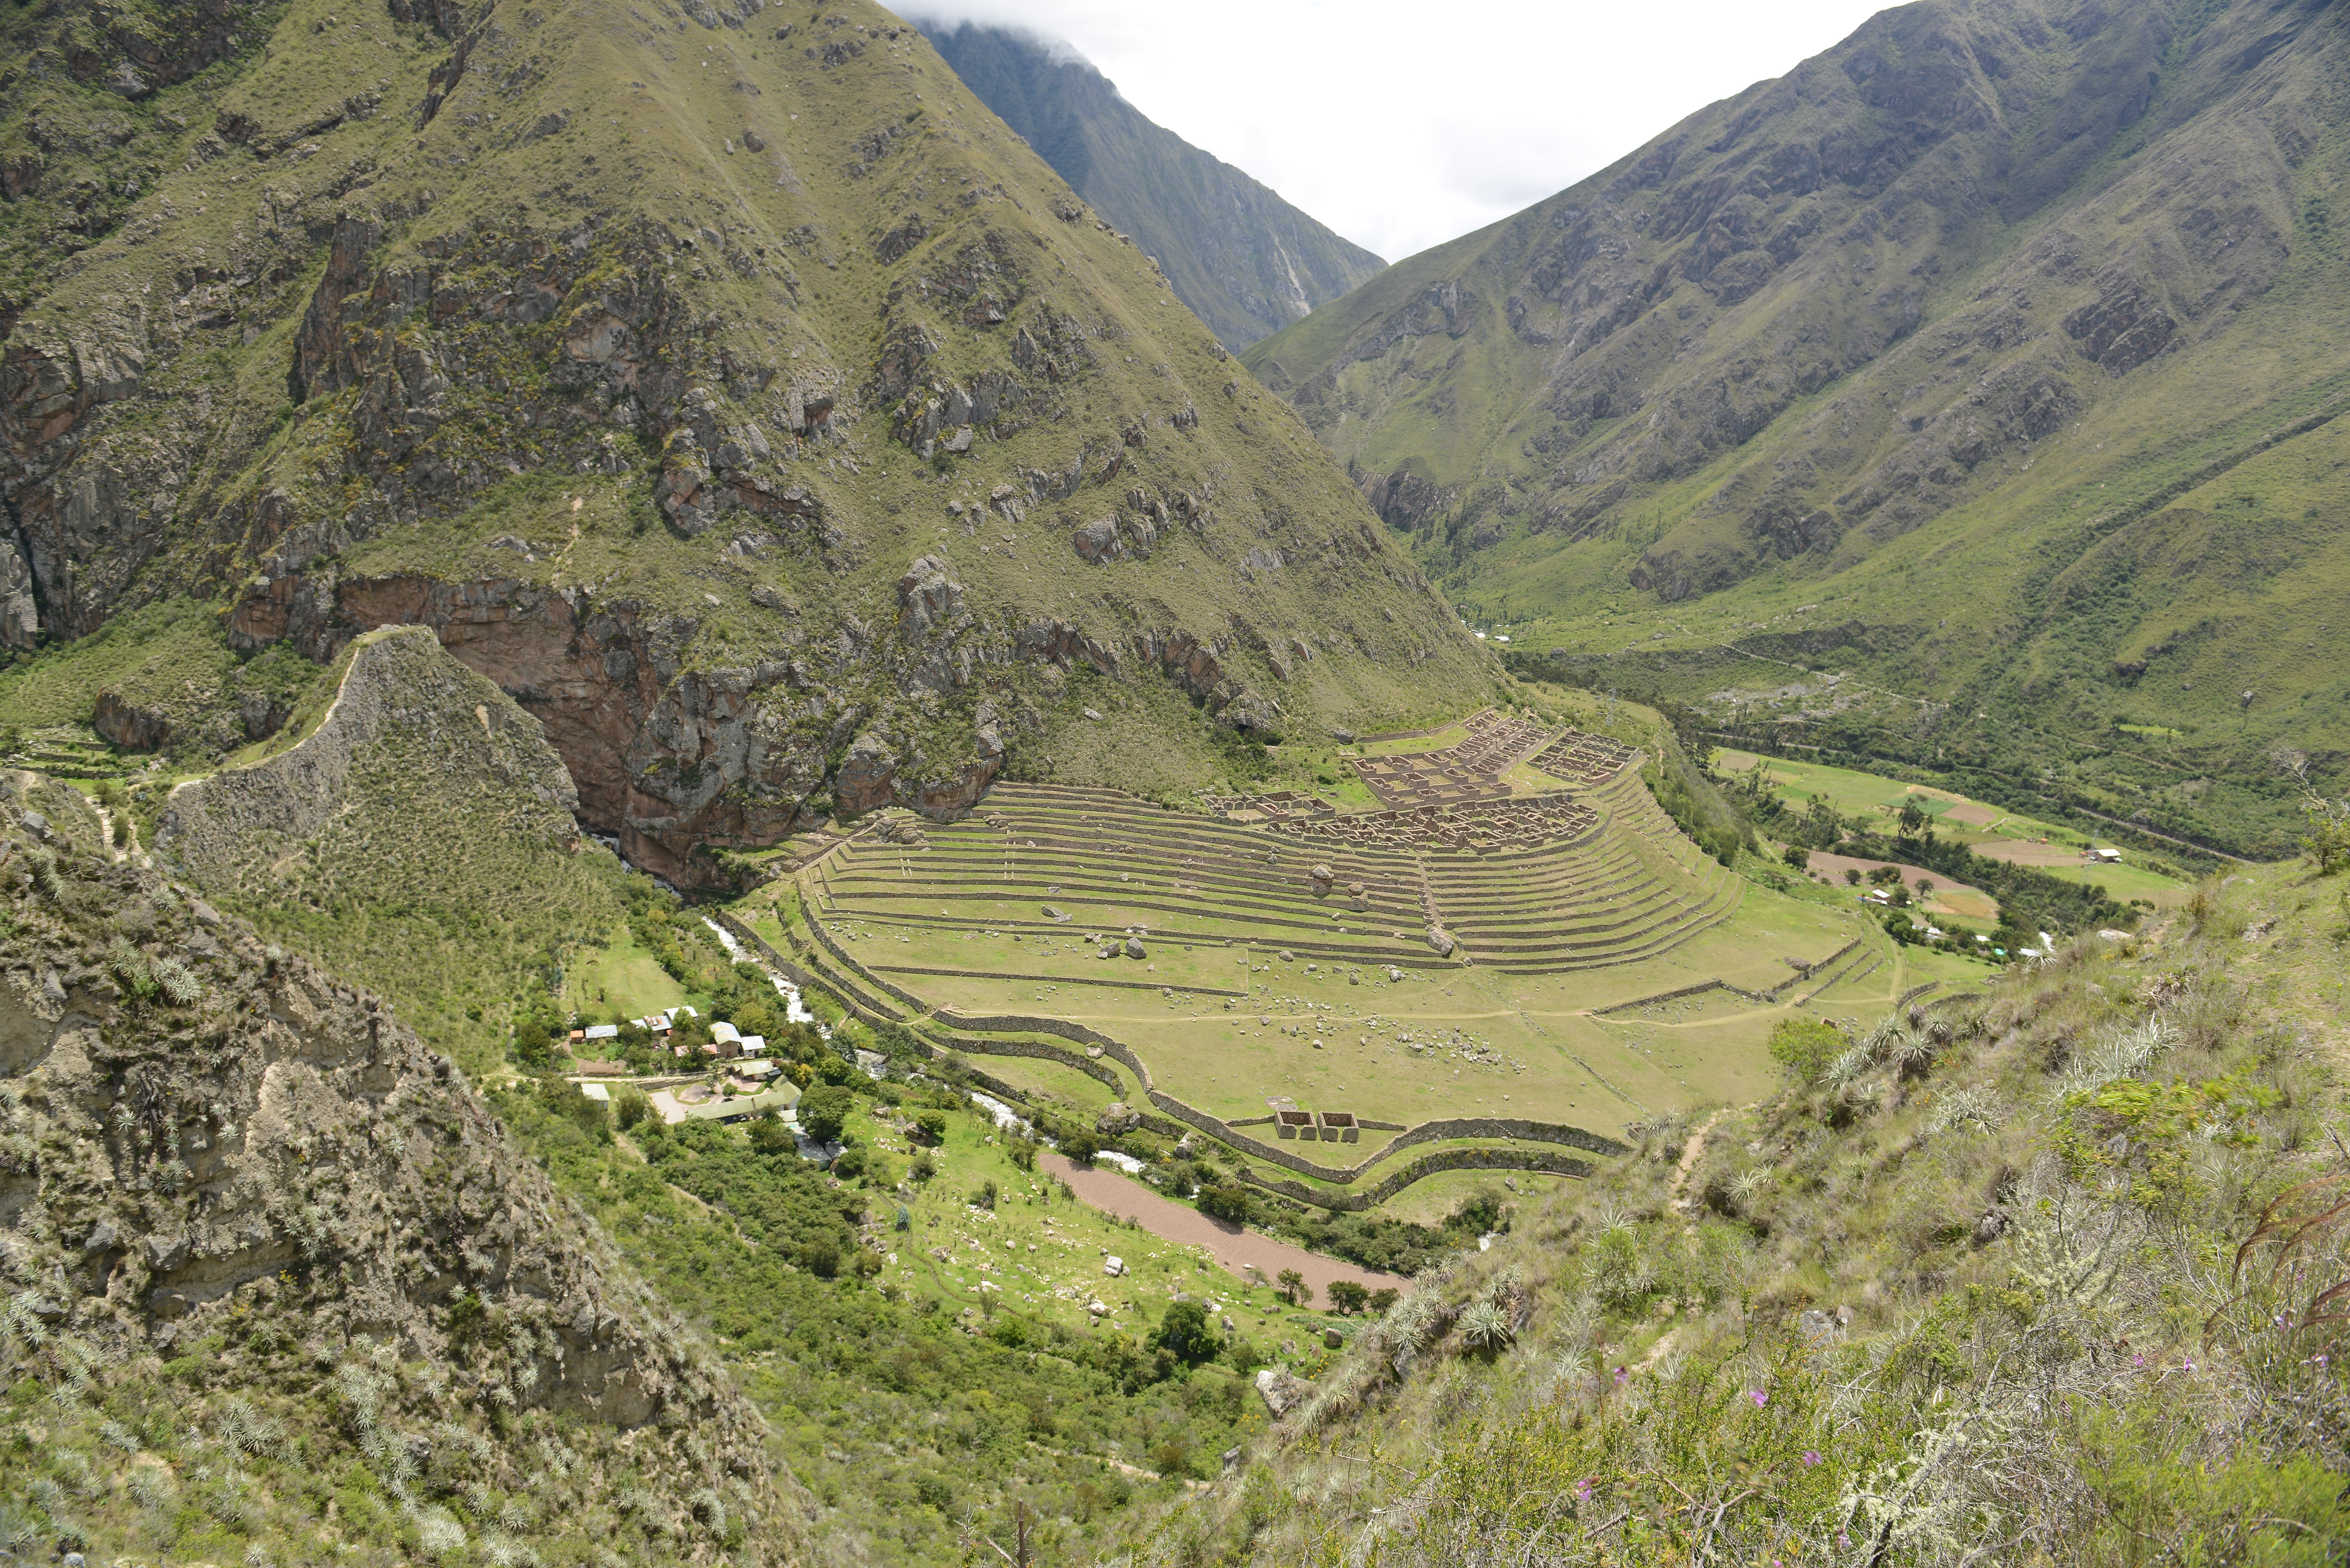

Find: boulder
<box><xmin>1123</xmin><ymin>936</ymin><xmax>1146</xmax><ymax>959</ymax></box>
<box><xmin>1425</xmin><ymin>927</ymin><xmax>1457</xmax><ymax>958</ymax></box>
<box><xmin>1253</xmin><ymin>1367</ymin><xmax>1312</xmax><ymax>1417</ymax></box>
<box><xmin>1097</xmin><ymin>1101</ymin><xmax>1140</xmax><ymax>1135</ymax></box>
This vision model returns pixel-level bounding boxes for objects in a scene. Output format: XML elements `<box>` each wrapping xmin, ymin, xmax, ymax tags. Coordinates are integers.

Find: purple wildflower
<box><xmin>1801</xmin><ymin>1450</ymin><xmax>1821</xmax><ymax>1467</ymax></box>
<box><xmin>1749</xmin><ymin>1389</ymin><xmax>1768</xmax><ymax>1408</ymax></box>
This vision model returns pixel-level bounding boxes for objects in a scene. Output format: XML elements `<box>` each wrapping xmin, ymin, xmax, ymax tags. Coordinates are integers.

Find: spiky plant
<box><xmin>1458</xmin><ymin>1300</ymin><xmax>1514</xmax><ymax>1353</ymax></box>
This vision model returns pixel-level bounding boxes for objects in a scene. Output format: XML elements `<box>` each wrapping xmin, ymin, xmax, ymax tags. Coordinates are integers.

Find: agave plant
<box><xmin>1728</xmin><ymin>1167</ymin><xmax>1771</xmax><ymax>1209</ymax></box>
<box><xmin>1458</xmin><ymin>1300</ymin><xmax>1514</xmax><ymax>1353</ymax></box>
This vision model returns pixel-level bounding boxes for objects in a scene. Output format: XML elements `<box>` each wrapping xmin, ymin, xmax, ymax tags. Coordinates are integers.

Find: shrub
<box><xmin>612</xmin><ymin>1087</ymin><xmax>651</xmax><ymax>1130</ymax></box>
<box><xmin>799</xmin><ymin>1085</ymin><xmax>853</xmax><ymax>1145</ymax></box>
<box><xmin>913</xmin><ymin>1111</ymin><xmax>948</xmax><ymax>1146</ymax></box>
<box><xmin>1768</xmin><ymin>1016</ymin><xmax>1845</xmax><ymax>1085</ymax></box>
<box><xmin>1062</xmin><ymin>1132</ymin><xmax>1100</xmax><ymax>1166</ymax></box>
<box><xmin>1197</xmin><ymin>1184</ymin><xmax>1252</xmax><ymax>1225</ymax></box>
<box><xmin>909</xmin><ymin>1152</ymin><xmax>936</xmax><ymax>1183</ymax></box>
<box><xmin>831</xmin><ymin>1146</ymin><xmax>868</xmax><ymax>1180</ymax></box>
<box><xmin>1368</xmin><ymin>1287</ymin><xmax>1400</xmax><ymax>1316</ymax></box>
<box><xmin>1327</xmin><ymin>1280</ymin><xmax>1370</xmax><ymax>1315</ymax></box>
<box><xmin>1151</xmin><ymin>1301</ymin><xmax>1219</xmax><ymax>1366</ymax></box>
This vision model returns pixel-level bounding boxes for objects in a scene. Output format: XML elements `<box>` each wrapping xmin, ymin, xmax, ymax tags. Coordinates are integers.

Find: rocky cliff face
<box><xmin>0</xmin><ymin>774</ymin><xmax>814</xmax><ymax>1560</ymax></box>
<box><xmin>923</xmin><ymin>20</ymin><xmax>1388</xmax><ymax>350</ymax></box>
<box><xmin>0</xmin><ymin>0</ymin><xmax>1489</xmax><ymax>883</ymax></box>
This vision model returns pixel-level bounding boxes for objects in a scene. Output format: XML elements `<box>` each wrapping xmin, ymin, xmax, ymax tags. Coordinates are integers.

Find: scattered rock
<box><xmin>1098</xmin><ymin>1102</ymin><xmax>1140</xmax><ymax>1135</ymax></box>
<box><xmin>1254</xmin><ymin>1366</ymin><xmax>1312</xmax><ymax>1417</ymax></box>
<box><xmin>1425</xmin><ymin>927</ymin><xmax>1457</xmax><ymax>958</ymax></box>
<box><xmin>1123</xmin><ymin>936</ymin><xmax>1145</xmax><ymax>959</ymax></box>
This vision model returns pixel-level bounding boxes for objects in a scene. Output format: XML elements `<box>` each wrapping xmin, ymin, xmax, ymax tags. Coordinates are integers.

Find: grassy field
<box><xmin>565</xmin><ymin>921</ymin><xmax>694</xmax><ymax>1022</ymax></box>
<box><xmin>1717</xmin><ymin>749</ymin><xmax>2192</xmax><ymax>907</ymax></box>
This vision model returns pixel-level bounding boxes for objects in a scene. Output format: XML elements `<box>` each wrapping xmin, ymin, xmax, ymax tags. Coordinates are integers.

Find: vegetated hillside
<box><xmin>1247</xmin><ymin>0</ymin><xmax>2350</xmax><ymax>860</ymax></box>
<box><xmin>0</xmin><ymin>777</ymin><xmax>815</xmax><ymax>1564</ymax></box>
<box><xmin>0</xmin><ymin>0</ymin><xmax>1492</xmax><ymax>889</ymax></box>
<box><xmin>1136</xmin><ymin>860</ymin><xmax>2350</xmax><ymax>1563</ymax></box>
<box><xmin>155</xmin><ymin>623</ymin><xmax>625</xmax><ymax>1074</ymax></box>
<box><xmin>921</xmin><ymin>20</ymin><xmax>1388</xmax><ymax>350</ymax></box>
<box><xmin>134</xmin><ymin>588</ymin><xmax>1277</xmax><ymax>1564</ymax></box>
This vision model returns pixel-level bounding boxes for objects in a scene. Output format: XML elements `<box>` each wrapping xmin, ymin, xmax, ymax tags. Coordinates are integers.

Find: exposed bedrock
<box><xmin>228</xmin><ymin>563</ymin><xmax>1266</xmax><ymax>887</ymax></box>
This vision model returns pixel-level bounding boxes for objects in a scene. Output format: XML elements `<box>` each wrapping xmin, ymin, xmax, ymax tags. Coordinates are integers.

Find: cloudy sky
<box><xmin>906</xmin><ymin>0</ymin><xmax>1891</xmax><ymax>262</ymax></box>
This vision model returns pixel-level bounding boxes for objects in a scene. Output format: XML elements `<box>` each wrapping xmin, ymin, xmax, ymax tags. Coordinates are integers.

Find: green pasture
<box><xmin>1717</xmin><ymin>749</ymin><xmax>2190</xmax><ymax>902</ymax></box>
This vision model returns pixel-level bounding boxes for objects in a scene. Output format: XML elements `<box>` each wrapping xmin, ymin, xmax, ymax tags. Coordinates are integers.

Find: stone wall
<box><xmin>1241</xmin><ymin>1145</ymin><xmax>1597</xmax><ymax>1212</ymax></box>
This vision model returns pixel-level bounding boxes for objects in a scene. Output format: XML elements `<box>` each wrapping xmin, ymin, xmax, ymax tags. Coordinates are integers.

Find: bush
<box><xmin>913</xmin><ymin>1111</ymin><xmax>948</xmax><ymax>1146</ymax></box>
<box><xmin>1151</xmin><ymin>1301</ymin><xmax>1220</xmax><ymax>1366</ymax></box>
<box><xmin>612</xmin><ymin>1087</ymin><xmax>651</xmax><ymax>1130</ymax></box>
<box><xmin>748</xmin><ymin>1115</ymin><xmax>794</xmax><ymax>1155</ymax></box>
<box><xmin>1768</xmin><ymin>1016</ymin><xmax>1844</xmax><ymax>1085</ymax></box>
<box><xmin>799</xmin><ymin>1085</ymin><xmax>854</xmax><ymax>1145</ymax></box>
<box><xmin>909</xmin><ymin>1152</ymin><xmax>936</xmax><ymax>1183</ymax></box>
<box><xmin>1062</xmin><ymin>1132</ymin><xmax>1100</xmax><ymax>1167</ymax></box>
<box><xmin>831</xmin><ymin>1146</ymin><xmax>868</xmax><ymax>1180</ymax></box>
<box><xmin>1326</xmin><ymin>1280</ymin><xmax>1370</xmax><ymax>1315</ymax></box>
<box><xmin>1197</xmin><ymin>1184</ymin><xmax>1252</xmax><ymax>1225</ymax></box>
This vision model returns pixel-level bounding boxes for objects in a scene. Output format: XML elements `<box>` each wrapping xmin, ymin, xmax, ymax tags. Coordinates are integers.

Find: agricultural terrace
<box><xmin>740</xmin><ymin>711</ymin><xmax>1955</xmax><ymax>1211</ymax></box>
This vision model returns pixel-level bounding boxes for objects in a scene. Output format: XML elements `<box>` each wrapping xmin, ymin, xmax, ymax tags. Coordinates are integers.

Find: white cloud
<box><xmin>902</xmin><ymin>0</ymin><xmax>1889</xmax><ymax>262</ymax></box>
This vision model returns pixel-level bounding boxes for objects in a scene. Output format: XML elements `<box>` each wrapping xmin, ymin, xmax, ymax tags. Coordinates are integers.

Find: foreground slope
<box><xmin>923</xmin><ymin>20</ymin><xmax>1388</xmax><ymax>350</ymax></box>
<box><xmin>0</xmin><ymin>780</ymin><xmax>814</xmax><ymax>1563</ymax></box>
<box><xmin>1247</xmin><ymin>0</ymin><xmax>2350</xmax><ymax>857</ymax></box>
<box><xmin>1138</xmin><ymin>862</ymin><xmax>2350</xmax><ymax>1563</ymax></box>
<box><xmin>0</xmin><ymin>0</ymin><xmax>1489</xmax><ymax>885</ymax></box>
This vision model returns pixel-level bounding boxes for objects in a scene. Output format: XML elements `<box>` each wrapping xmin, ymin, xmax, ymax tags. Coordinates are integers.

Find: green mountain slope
<box><xmin>0</xmin><ymin>0</ymin><xmax>1490</xmax><ymax>886</ymax></box>
<box><xmin>0</xmin><ymin>775</ymin><xmax>815</xmax><ymax>1564</ymax></box>
<box><xmin>1137</xmin><ymin>864</ymin><xmax>2350</xmax><ymax>1563</ymax></box>
<box><xmin>922</xmin><ymin>20</ymin><xmax>1388</xmax><ymax>351</ymax></box>
<box><xmin>1245</xmin><ymin>0</ymin><xmax>2350</xmax><ymax>859</ymax></box>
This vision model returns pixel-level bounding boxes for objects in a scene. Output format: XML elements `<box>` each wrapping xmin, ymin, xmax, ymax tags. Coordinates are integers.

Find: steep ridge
<box><xmin>921</xmin><ymin>20</ymin><xmax>1388</xmax><ymax>350</ymax></box>
<box><xmin>1245</xmin><ymin>0</ymin><xmax>2350</xmax><ymax>855</ymax></box>
<box><xmin>0</xmin><ymin>0</ymin><xmax>1490</xmax><ymax>885</ymax></box>
<box><xmin>153</xmin><ymin>622</ymin><xmax>623</xmax><ymax>1067</ymax></box>
<box><xmin>0</xmin><ymin>777</ymin><xmax>814</xmax><ymax>1562</ymax></box>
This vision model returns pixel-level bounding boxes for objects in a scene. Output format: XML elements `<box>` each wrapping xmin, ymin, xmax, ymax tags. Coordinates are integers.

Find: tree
<box><xmin>1326</xmin><ymin>1280</ymin><xmax>1370</xmax><ymax>1316</ymax></box>
<box><xmin>909</xmin><ymin>1152</ymin><xmax>936</xmax><ymax>1183</ymax></box>
<box><xmin>799</xmin><ymin>1084</ymin><xmax>854</xmax><ymax>1145</ymax></box>
<box><xmin>747</xmin><ymin>1115</ymin><xmax>794</xmax><ymax>1155</ymax></box>
<box><xmin>1276</xmin><ymin>1269</ymin><xmax>1310</xmax><ymax>1307</ymax></box>
<box><xmin>1768</xmin><ymin>1016</ymin><xmax>1845</xmax><ymax>1085</ymax></box>
<box><xmin>612</xmin><ymin>1086</ymin><xmax>651</xmax><ymax>1130</ymax></box>
<box><xmin>913</xmin><ymin>1110</ymin><xmax>948</xmax><ymax>1146</ymax></box>
<box><xmin>832</xmin><ymin>1146</ymin><xmax>868</xmax><ymax>1180</ymax></box>
<box><xmin>512</xmin><ymin>1014</ymin><xmax>556</xmax><ymax>1070</ymax></box>
<box><xmin>1844</xmin><ymin>867</ymin><xmax>1863</xmax><ymax>886</ymax></box>
<box><xmin>1151</xmin><ymin>1301</ymin><xmax>1220</xmax><ymax>1366</ymax></box>
<box><xmin>1367</xmin><ymin>1287</ymin><xmax>1400</xmax><ymax>1317</ymax></box>
<box><xmin>1782</xmin><ymin>845</ymin><xmax>1810</xmax><ymax>872</ymax></box>
<box><xmin>1897</xmin><ymin>800</ymin><xmax>1928</xmax><ymax>838</ymax></box>
<box><xmin>1196</xmin><ymin>1184</ymin><xmax>1252</xmax><ymax>1225</ymax></box>
<box><xmin>1061</xmin><ymin>1131</ymin><xmax>1100</xmax><ymax>1167</ymax></box>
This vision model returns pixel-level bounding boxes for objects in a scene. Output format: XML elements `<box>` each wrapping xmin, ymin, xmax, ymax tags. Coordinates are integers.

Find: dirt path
<box><xmin>1038</xmin><ymin>1151</ymin><xmax>1409</xmax><ymax>1304</ymax></box>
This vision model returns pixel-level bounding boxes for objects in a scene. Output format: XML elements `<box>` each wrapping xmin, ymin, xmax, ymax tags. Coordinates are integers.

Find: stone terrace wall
<box><xmin>1242</xmin><ymin>1146</ymin><xmax>1598</xmax><ymax>1212</ymax></box>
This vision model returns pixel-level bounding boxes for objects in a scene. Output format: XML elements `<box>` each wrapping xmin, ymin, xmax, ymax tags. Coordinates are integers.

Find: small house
<box><xmin>2092</xmin><ymin>847</ymin><xmax>2124</xmax><ymax>862</ymax></box>
<box><xmin>1274</xmin><ymin>1109</ymin><xmax>1316</xmax><ymax>1140</ymax></box>
<box><xmin>579</xmin><ymin>1083</ymin><xmax>610</xmax><ymax>1103</ymax></box>
<box><xmin>738</xmin><ymin>1034</ymin><xmax>768</xmax><ymax>1056</ymax></box>
<box><xmin>567</xmin><ymin>1029</ymin><xmax>587</xmax><ymax>1044</ymax></box>
<box><xmin>711</xmin><ymin>1021</ymin><xmax>742</xmax><ymax>1046</ymax></box>
<box><xmin>1315</xmin><ymin>1110</ymin><xmax>1361</xmax><ymax>1144</ymax></box>
<box><xmin>583</xmin><ymin>1023</ymin><xmax>620</xmax><ymax>1043</ymax></box>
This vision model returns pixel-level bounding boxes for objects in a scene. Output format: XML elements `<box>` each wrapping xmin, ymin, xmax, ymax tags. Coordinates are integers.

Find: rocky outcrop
<box><xmin>157</xmin><ymin>624</ymin><xmax>584</xmax><ymax>876</ymax></box>
<box><xmin>92</xmin><ymin>687</ymin><xmax>173</xmax><ymax>751</ymax></box>
<box><xmin>0</xmin><ymin>776</ymin><xmax>813</xmax><ymax>1560</ymax></box>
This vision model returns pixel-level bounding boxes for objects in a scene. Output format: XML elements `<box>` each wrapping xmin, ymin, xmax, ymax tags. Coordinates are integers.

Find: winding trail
<box><xmin>1038</xmin><ymin>1151</ymin><xmax>1409</xmax><ymax>1303</ymax></box>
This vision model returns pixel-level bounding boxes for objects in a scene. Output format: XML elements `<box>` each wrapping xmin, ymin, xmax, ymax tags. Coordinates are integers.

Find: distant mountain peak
<box><xmin>923</xmin><ymin>19</ymin><xmax>1385</xmax><ymax>348</ymax></box>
